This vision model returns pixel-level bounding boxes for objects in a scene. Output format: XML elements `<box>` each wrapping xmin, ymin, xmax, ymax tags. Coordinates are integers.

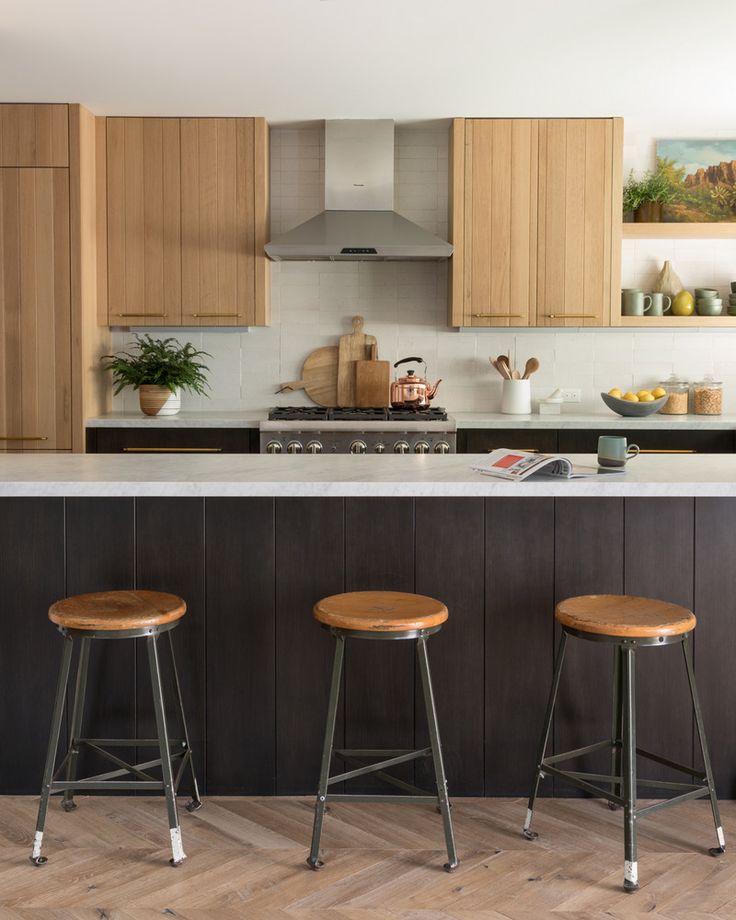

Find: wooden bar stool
<box><xmin>308</xmin><ymin>590</ymin><xmax>458</xmax><ymax>872</ymax></box>
<box><xmin>523</xmin><ymin>594</ymin><xmax>725</xmax><ymax>892</ymax></box>
<box><xmin>31</xmin><ymin>590</ymin><xmax>202</xmax><ymax>868</ymax></box>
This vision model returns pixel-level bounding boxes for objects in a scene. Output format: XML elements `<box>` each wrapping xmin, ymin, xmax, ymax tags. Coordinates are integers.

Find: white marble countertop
<box><xmin>86</xmin><ymin>410</ymin><xmax>736</xmax><ymax>431</ymax></box>
<box><xmin>2</xmin><ymin>453</ymin><xmax>736</xmax><ymax>497</ymax></box>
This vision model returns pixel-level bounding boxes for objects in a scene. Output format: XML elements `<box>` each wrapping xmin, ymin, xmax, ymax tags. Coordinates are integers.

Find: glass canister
<box><xmin>693</xmin><ymin>376</ymin><xmax>723</xmax><ymax>415</ymax></box>
<box><xmin>659</xmin><ymin>374</ymin><xmax>689</xmax><ymax>415</ymax></box>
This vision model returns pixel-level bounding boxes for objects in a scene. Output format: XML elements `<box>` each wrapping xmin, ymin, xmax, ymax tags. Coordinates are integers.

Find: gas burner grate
<box><xmin>330</xmin><ymin>407</ymin><xmax>389</xmax><ymax>421</ymax></box>
<box><xmin>388</xmin><ymin>406</ymin><xmax>448</xmax><ymax>422</ymax></box>
<box><xmin>268</xmin><ymin>406</ymin><xmax>330</xmax><ymax>421</ymax></box>
<box><xmin>268</xmin><ymin>406</ymin><xmax>449</xmax><ymax>422</ymax></box>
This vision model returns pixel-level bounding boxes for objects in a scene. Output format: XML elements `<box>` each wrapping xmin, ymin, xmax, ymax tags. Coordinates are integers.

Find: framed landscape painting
<box><xmin>656</xmin><ymin>139</ymin><xmax>736</xmax><ymax>222</ymax></box>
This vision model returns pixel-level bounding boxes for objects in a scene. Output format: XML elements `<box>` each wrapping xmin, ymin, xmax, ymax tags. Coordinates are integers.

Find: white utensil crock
<box><xmin>501</xmin><ymin>379</ymin><xmax>532</xmax><ymax>415</ymax></box>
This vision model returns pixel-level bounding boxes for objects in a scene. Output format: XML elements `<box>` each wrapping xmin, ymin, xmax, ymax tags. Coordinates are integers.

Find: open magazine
<box><xmin>472</xmin><ymin>448</ymin><xmax>627</xmax><ymax>481</ymax></box>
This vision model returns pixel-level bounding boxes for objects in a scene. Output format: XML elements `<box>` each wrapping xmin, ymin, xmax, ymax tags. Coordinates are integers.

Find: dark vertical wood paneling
<box><xmin>135</xmin><ymin>499</ymin><xmax>205</xmax><ymax>792</ymax></box>
<box><xmin>65</xmin><ymin>499</ymin><xmax>136</xmax><ymax>778</ymax></box>
<box><xmin>624</xmin><ymin>498</ymin><xmax>695</xmax><ymax>785</ymax></box>
<box><xmin>275</xmin><ymin>498</ymin><xmax>344</xmax><ymax>794</ymax></box>
<box><xmin>415</xmin><ymin>498</ymin><xmax>484</xmax><ymax>795</ymax></box>
<box><xmin>554</xmin><ymin>498</ymin><xmax>624</xmax><ymax>790</ymax></box>
<box><xmin>205</xmin><ymin>498</ymin><xmax>275</xmax><ymax>793</ymax></box>
<box><xmin>0</xmin><ymin>499</ymin><xmax>65</xmax><ymax>792</ymax></box>
<box><xmin>694</xmin><ymin>498</ymin><xmax>736</xmax><ymax>796</ymax></box>
<box><xmin>486</xmin><ymin>498</ymin><xmax>554</xmax><ymax>795</ymax></box>
<box><xmin>344</xmin><ymin>498</ymin><xmax>415</xmax><ymax>792</ymax></box>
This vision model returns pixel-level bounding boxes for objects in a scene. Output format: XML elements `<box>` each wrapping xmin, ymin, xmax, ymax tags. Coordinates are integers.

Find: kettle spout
<box><xmin>426</xmin><ymin>379</ymin><xmax>442</xmax><ymax>400</ymax></box>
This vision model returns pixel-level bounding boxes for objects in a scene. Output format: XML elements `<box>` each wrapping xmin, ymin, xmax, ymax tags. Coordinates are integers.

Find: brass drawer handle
<box><xmin>189</xmin><ymin>313</ymin><xmax>240</xmax><ymax>318</ymax></box>
<box><xmin>545</xmin><ymin>313</ymin><xmax>598</xmax><ymax>319</ymax></box>
<box><xmin>0</xmin><ymin>435</ymin><xmax>48</xmax><ymax>441</ymax></box>
<box><xmin>114</xmin><ymin>313</ymin><xmax>167</xmax><ymax>318</ymax></box>
<box><xmin>473</xmin><ymin>313</ymin><xmax>524</xmax><ymax>318</ymax></box>
<box><xmin>122</xmin><ymin>447</ymin><xmax>224</xmax><ymax>453</ymax></box>
<box><xmin>638</xmin><ymin>449</ymin><xmax>697</xmax><ymax>454</ymax></box>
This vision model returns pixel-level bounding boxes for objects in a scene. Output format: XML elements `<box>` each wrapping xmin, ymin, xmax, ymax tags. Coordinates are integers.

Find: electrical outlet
<box><xmin>560</xmin><ymin>388</ymin><xmax>581</xmax><ymax>403</ymax></box>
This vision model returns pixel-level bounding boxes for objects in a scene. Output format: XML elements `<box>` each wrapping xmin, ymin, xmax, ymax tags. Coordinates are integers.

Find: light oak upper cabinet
<box><xmin>0</xmin><ymin>168</ymin><xmax>71</xmax><ymax>450</ymax></box>
<box><xmin>106</xmin><ymin>118</ymin><xmax>182</xmax><ymax>326</ymax></box>
<box><xmin>449</xmin><ymin>119</ymin><xmax>538</xmax><ymax>327</ymax></box>
<box><xmin>106</xmin><ymin>116</ymin><xmax>269</xmax><ymax>327</ymax></box>
<box><xmin>448</xmin><ymin>117</ymin><xmax>622</xmax><ymax>328</ymax></box>
<box><xmin>0</xmin><ymin>104</ymin><xmax>69</xmax><ymax>167</ymax></box>
<box><xmin>536</xmin><ymin>119</ymin><xmax>622</xmax><ymax>328</ymax></box>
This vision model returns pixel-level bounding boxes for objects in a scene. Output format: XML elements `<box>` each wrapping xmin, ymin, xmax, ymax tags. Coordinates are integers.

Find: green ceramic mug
<box><xmin>598</xmin><ymin>436</ymin><xmax>640</xmax><ymax>468</ymax></box>
<box><xmin>648</xmin><ymin>292</ymin><xmax>671</xmax><ymax>316</ymax></box>
<box><xmin>622</xmin><ymin>290</ymin><xmax>652</xmax><ymax>316</ymax></box>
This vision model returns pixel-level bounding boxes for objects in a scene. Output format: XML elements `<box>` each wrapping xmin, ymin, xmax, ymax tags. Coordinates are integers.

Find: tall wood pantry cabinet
<box><xmin>0</xmin><ymin>104</ymin><xmax>109</xmax><ymax>452</ymax></box>
<box><xmin>106</xmin><ymin>116</ymin><xmax>269</xmax><ymax>327</ymax></box>
<box><xmin>448</xmin><ymin>117</ymin><xmax>623</xmax><ymax>327</ymax></box>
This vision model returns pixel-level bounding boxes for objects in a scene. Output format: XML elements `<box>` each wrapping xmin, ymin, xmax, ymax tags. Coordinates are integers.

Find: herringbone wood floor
<box><xmin>0</xmin><ymin>796</ymin><xmax>732</xmax><ymax>919</ymax></box>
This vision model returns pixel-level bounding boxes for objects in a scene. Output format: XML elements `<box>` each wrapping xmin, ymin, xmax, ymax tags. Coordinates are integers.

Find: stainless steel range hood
<box><xmin>265</xmin><ymin>120</ymin><xmax>453</xmax><ymax>262</ymax></box>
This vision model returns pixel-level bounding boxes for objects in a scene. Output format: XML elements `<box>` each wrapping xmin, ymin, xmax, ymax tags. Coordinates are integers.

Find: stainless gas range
<box><xmin>259</xmin><ymin>407</ymin><xmax>456</xmax><ymax>454</ymax></box>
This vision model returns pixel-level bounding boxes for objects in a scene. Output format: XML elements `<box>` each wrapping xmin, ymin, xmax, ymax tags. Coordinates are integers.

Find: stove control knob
<box><xmin>394</xmin><ymin>440</ymin><xmax>410</xmax><ymax>454</ymax></box>
<box><xmin>305</xmin><ymin>440</ymin><xmax>323</xmax><ymax>454</ymax></box>
<box><xmin>286</xmin><ymin>441</ymin><xmax>303</xmax><ymax>454</ymax></box>
<box><xmin>414</xmin><ymin>440</ymin><xmax>430</xmax><ymax>454</ymax></box>
<box><xmin>374</xmin><ymin>443</ymin><xmax>386</xmax><ymax>454</ymax></box>
<box><xmin>266</xmin><ymin>441</ymin><xmax>282</xmax><ymax>454</ymax></box>
<box><xmin>434</xmin><ymin>441</ymin><xmax>451</xmax><ymax>454</ymax></box>
<box><xmin>349</xmin><ymin>439</ymin><xmax>367</xmax><ymax>454</ymax></box>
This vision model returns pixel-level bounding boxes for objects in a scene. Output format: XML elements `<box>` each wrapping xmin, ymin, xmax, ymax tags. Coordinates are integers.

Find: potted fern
<box><xmin>102</xmin><ymin>335</ymin><xmax>211</xmax><ymax>416</ymax></box>
<box><xmin>623</xmin><ymin>167</ymin><xmax>675</xmax><ymax>222</ymax></box>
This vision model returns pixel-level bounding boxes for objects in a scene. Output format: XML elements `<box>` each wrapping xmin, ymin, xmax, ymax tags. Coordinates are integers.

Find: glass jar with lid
<box><xmin>659</xmin><ymin>374</ymin><xmax>689</xmax><ymax>415</ymax></box>
<box><xmin>693</xmin><ymin>376</ymin><xmax>723</xmax><ymax>415</ymax></box>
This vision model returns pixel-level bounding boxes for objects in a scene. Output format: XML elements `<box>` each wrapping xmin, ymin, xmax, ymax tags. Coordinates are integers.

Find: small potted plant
<box><xmin>623</xmin><ymin>167</ymin><xmax>675</xmax><ymax>222</ymax></box>
<box><xmin>101</xmin><ymin>335</ymin><xmax>211</xmax><ymax>416</ymax></box>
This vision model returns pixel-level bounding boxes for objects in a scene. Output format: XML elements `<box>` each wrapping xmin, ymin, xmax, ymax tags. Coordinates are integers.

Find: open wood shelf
<box><xmin>615</xmin><ymin>314</ymin><xmax>736</xmax><ymax>328</ymax></box>
<box><xmin>623</xmin><ymin>222</ymin><xmax>736</xmax><ymax>239</ymax></box>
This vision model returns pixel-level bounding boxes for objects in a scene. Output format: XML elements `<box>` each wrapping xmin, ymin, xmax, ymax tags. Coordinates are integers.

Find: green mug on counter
<box><xmin>598</xmin><ymin>436</ymin><xmax>640</xmax><ymax>468</ymax></box>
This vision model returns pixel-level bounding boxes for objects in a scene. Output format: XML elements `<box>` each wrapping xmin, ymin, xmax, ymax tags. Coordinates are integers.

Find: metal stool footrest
<box><xmin>326</xmin><ymin>748</ymin><xmax>435</xmax><ymax>801</ymax></box>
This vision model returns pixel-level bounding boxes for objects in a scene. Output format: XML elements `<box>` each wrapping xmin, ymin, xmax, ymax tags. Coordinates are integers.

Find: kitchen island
<box><xmin>2</xmin><ymin>453</ymin><xmax>736</xmax><ymax>803</ymax></box>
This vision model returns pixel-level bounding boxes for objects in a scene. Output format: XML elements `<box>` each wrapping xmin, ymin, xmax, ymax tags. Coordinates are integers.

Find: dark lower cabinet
<box><xmin>86</xmin><ymin>427</ymin><xmax>258</xmax><ymax>453</ymax></box>
<box><xmin>3</xmin><ymin>495</ymin><xmax>736</xmax><ymax>798</ymax></box>
<box><xmin>460</xmin><ymin>428</ymin><xmax>558</xmax><ymax>454</ymax></box>
<box><xmin>558</xmin><ymin>429</ymin><xmax>733</xmax><ymax>454</ymax></box>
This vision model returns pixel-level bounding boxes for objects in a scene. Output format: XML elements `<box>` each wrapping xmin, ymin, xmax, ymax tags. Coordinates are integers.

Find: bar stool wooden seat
<box><xmin>308</xmin><ymin>590</ymin><xmax>457</xmax><ymax>872</ymax></box>
<box><xmin>523</xmin><ymin>594</ymin><xmax>724</xmax><ymax>893</ymax></box>
<box><xmin>31</xmin><ymin>590</ymin><xmax>201</xmax><ymax>868</ymax></box>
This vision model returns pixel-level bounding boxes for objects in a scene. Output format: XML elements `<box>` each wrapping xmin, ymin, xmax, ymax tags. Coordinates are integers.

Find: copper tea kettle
<box><xmin>390</xmin><ymin>357</ymin><xmax>442</xmax><ymax>409</ymax></box>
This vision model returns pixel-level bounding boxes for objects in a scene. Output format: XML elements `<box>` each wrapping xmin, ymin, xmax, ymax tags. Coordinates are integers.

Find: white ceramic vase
<box><xmin>139</xmin><ymin>385</ymin><xmax>181</xmax><ymax>417</ymax></box>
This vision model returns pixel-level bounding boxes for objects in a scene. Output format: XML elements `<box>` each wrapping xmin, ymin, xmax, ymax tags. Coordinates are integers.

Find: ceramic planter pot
<box><xmin>634</xmin><ymin>201</ymin><xmax>662</xmax><ymax>222</ymax></box>
<box><xmin>139</xmin><ymin>385</ymin><xmax>181</xmax><ymax>417</ymax></box>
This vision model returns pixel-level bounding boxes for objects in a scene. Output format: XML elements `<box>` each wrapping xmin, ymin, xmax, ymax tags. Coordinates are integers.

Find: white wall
<box><xmin>112</xmin><ymin>123</ymin><xmax>736</xmax><ymax>416</ymax></box>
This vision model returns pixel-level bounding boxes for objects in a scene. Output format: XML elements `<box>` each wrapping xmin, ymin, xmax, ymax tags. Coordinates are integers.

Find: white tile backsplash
<box><xmin>111</xmin><ymin>123</ymin><xmax>736</xmax><ymax>417</ymax></box>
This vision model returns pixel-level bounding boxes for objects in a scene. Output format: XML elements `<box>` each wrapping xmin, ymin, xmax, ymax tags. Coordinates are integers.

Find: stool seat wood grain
<box><xmin>314</xmin><ymin>591</ymin><xmax>448</xmax><ymax>632</ymax></box>
<box><xmin>48</xmin><ymin>590</ymin><xmax>186</xmax><ymax>631</ymax></box>
<box><xmin>555</xmin><ymin>594</ymin><xmax>695</xmax><ymax>638</ymax></box>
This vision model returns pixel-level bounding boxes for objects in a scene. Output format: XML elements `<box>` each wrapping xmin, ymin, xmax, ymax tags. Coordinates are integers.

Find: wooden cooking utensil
<box><xmin>277</xmin><ymin>345</ymin><xmax>339</xmax><ymax>406</ymax></box>
<box><xmin>522</xmin><ymin>357</ymin><xmax>540</xmax><ymax>380</ymax></box>
<box><xmin>496</xmin><ymin>354</ymin><xmax>513</xmax><ymax>380</ymax></box>
<box><xmin>337</xmin><ymin>315</ymin><xmax>377</xmax><ymax>407</ymax></box>
<box><xmin>490</xmin><ymin>357</ymin><xmax>511</xmax><ymax>380</ymax></box>
<box><xmin>355</xmin><ymin>343</ymin><xmax>390</xmax><ymax>408</ymax></box>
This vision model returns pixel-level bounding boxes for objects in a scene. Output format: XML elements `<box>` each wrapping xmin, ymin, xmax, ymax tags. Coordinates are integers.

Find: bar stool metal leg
<box><xmin>31</xmin><ymin>635</ymin><xmax>74</xmax><ymax>865</ymax></box>
<box><xmin>62</xmin><ymin>637</ymin><xmax>91</xmax><ymax>813</ymax></box>
<box><xmin>622</xmin><ymin>642</ymin><xmax>638</xmax><ymax>892</ymax></box>
<box><xmin>307</xmin><ymin>633</ymin><xmax>345</xmax><ymax>870</ymax></box>
<box><xmin>167</xmin><ymin>631</ymin><xmax>202</xmax><ymax>813</ymax></box>
<box><xmin>147</xmin><ymin>634</ymin><xmax>185</xmax><ymax>866</ymax></box>
<box><xmin>609</xmin><ymin>645</ymin><xmax>623</xmax><ymax>810</ymax></box>
<box><xmin>416</xmin><ymin>636</ymin><xmax>458</xmax><ymax>872</ymax></box>
<box><xmin>523</xmin><ymin>631</ymin><xmax>568</xmax><ymax>840</ymax></box>
<box><xmin>682</xmin><ymin>636</ymin><xmax>726</xmax><ymax>857</ymax></box>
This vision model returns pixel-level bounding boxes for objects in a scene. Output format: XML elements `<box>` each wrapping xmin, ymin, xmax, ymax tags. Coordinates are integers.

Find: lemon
<box><xmin>608</xmin><ymin>387</ymin><xmax>623</xmax><ymax>399</ymax></box>
<box><xmin>639</xmin><ymin>393</ymin><xmax>655</xmax><ymax>402</ymax></box>
<box><xmin>622</xmin><ymin>392</ymin><xmax>639</xmax><ymax>402</ymax></box>
<box><xmin>672</xmin><ymin>290</ymin><xmax>695</xmax><ymax>316</ymax></box>
<box><xmin>652</xmin><ymin>387</ymin><xmax>666</xmax><ymax>399</ymax></box>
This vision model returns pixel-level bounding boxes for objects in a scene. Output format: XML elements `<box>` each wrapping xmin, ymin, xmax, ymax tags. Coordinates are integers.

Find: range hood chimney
<box><xmin>265</xmin><ymin>120</ymin><xmax>453</xmax><ymax>262</ymax></box>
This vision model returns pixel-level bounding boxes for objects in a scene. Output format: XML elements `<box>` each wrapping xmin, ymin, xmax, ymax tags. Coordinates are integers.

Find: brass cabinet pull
<box><xmin>122</xmin><ymin>447</ymin><xmax>224</xmax><ymax>453</ymax></box>
<box><xmin>114</xmin><ymin>313</ymin><xmax>167</xmax><ymax>318</ymax></box>
<box><xmin>472</xmin><ymin>313</ymin><xmax>524</xmax><ymax>318</ymax></box>
<box><xmin>638</xmin><ymin>449</ymin><xmax>697</xmax><ymax>454</ymax></box>
<box><xmin>0</xmin><ymin>435</ymin><xmax>48</xmax><ymax>441</ymax></box>
<box><xmin>188</xmin><ymin>313</ymin><xmax>240</xmax><ymax>318</ymax></box>
<box><xmin>545</xmin><ymin>313</ymin><xmax>598</xmax><ymax>319</ymax></box>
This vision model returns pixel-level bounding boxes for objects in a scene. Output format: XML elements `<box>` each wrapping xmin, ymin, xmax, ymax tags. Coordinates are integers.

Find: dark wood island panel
<box><xmin>2</xmin><ymin>496</ymin><xmax>735</xmax><ymax>799</ymax></box>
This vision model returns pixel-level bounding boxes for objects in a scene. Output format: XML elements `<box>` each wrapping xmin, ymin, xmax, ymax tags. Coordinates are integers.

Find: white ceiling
<box><xmin>2</xmin><ymin>0</ymin><xmax>735</xmax><ymax>127</ymax></box>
